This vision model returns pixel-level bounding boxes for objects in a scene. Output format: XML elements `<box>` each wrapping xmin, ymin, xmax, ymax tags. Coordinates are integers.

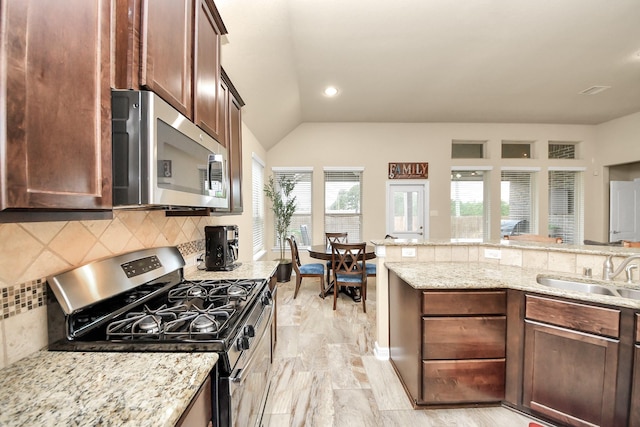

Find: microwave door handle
<box><xmin>207</xmin><ymin>154</ymin><xmax>214</xmax><ymax>193</ymax></box>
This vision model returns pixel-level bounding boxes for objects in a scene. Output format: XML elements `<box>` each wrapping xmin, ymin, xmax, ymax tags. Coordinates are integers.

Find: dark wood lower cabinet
<box><xmin>523</xmin><ymin>321</ymin><xmax>619</xmax><ymax>427</ymax></box>
<box><xmin>628</xmin><ymin>315</ymin><xmax>640</xmax><ymax>427</ymax></box>
<box><xmin>389</xmin><ymin>274</ymin><xmax>637</xmax><ymax>424</ymax></box>
<box><xmin>389</xmin><ymin>272</ymin><xmax>506</xmax><ymax>407</ymax></box>
<box><xmin>423</xmin><ymin>359</ymin><xmax>505</xmax><ymax>403</ymax></box>
<box><xmin>521</xmin><ymin>295</ymin><xmax>634</xmax><ymax>427</ymax></box>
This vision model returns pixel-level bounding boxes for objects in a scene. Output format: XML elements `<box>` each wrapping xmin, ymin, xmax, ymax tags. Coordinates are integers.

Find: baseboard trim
<box><xmin>374</xmin><ymin>342</ymin><xmax>389</xmax><ymax>360</ymax></box>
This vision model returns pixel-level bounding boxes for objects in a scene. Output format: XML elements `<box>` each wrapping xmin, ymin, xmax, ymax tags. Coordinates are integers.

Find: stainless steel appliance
<box><xmin>46</xmin><ymin>247</ymin><xmax>272</xmax><ymax>427</ymax></box>
<box><xmin>205</xmin><ymin>225</ymin><xmax>241</xmax><ymax>271</ymax></box>
<box><xmin>111</xmin><ymin>90</ymin><xmax>230</xmax><ymax>210</ymax></box>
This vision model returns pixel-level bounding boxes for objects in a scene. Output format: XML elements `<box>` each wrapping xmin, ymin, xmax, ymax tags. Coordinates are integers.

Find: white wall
<box><xmin>592</xmin><ymin>112</ymin><xmax>640</xmax><ymax>239</ymax></box>
<box><xmin>264</xmin><ymin>122</ymin><xmax>599</xmax><ymax>246</ymax></box>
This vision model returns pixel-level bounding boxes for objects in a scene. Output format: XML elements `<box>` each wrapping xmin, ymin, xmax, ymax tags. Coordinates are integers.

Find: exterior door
<box><xmin>610</xmin><ymin>180</ymin><xmax>640</xmax><ymax>242</ymax></box>
<box><xmin>386</xmin><ymin>181</ymin><xmax>429</xmax><ymax>239</ymax></box>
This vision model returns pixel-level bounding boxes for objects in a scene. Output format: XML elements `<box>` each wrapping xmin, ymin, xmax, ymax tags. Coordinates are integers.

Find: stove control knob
<box><xmin>261</xmin><ymin>290</ymin><xmax>273</xmax><ymax>306</ymax></box>
<box><xmin>237</xmin><ymin>335</ymin><xmax>250</xmax><ymax>351</ymax></box>
<box><xmin>244</xmin><ymin>325</ymin><xmax>256</xmax><ymax>338</ymax></box>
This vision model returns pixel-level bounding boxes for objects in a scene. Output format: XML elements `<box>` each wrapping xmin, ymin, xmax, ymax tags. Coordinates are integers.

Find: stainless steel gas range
<box><xmin>46</xmin><ymin>246</ymin><xmax>273</xmax><ymax>427</ymax></box>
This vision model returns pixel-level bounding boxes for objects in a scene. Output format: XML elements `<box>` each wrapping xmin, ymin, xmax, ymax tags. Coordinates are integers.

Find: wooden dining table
<box><xmin>307</xmin><ymin>244</ymin><xmax>376</xmax><ymax>298</ymax></box>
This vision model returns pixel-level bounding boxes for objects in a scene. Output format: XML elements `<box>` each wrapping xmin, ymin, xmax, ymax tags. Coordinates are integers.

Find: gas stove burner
<box><xmin>226</xmin><ymin>284</ymin><xmax>248</xmax><ymax>299</ymax></box>
<box><xmin>191</xmin><ymin>314</ymin><xmax>219</xmax><ymax>333</ymax></box>
<box><xmin>106</xmin><ymin>305</ymin><xmax>179</xmax><ymax>339</ymax></box>
<box><xmin>136</xmin><ymin>315</ymin><xmax>161</xmax><ymax>334</ymax></box>
<box><xmin>185</xmin><ymin>285</ymin><xmax>207</xmax><ymax>299</ymax></box>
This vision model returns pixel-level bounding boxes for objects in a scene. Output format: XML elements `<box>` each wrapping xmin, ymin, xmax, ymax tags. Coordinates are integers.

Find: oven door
<box><xmin>228</xmin><ymin>300</ymin><xmax>273</xmax><ymax>427</ymax></box>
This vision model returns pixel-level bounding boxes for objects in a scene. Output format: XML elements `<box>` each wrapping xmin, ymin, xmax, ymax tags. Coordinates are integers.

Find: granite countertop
<box><xmin>0</xmin><ymin>351</ymin><xmax>218</xmax><ymax>427</ymax></box>
<box><xmin>184</xmin><ymin>260</ymin><xmax>279</xmax><ymax>281</ymax></box>
<box><xmin>385</xmin><ymin>261</ymin><xmax>640</xmax><ymax>310</ymax></box>
<box><xmin>372</xmin><ymin>238</ymin><xmax>640</xmax><ymax>257</ymax></box>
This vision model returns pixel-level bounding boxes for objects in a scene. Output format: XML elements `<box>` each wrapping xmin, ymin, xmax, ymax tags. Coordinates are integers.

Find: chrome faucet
<box><xmin>602</xmin><ymin>254</ymin><xmax>640</xmax><ymax>281</ymax></box>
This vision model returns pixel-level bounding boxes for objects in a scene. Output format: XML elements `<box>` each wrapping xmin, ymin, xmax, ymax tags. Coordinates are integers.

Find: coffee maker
<box><xmin>204</xmin><ymin>225</ymin><xmax>241</xmax><ymax>271</ymax></box>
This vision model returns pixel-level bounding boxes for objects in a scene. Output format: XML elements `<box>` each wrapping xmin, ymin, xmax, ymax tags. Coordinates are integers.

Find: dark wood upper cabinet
<box><xmin>228</xmin><ymin>81</ymin><xmax>244</xmax><ymax>213</ymax></box>
<box><xmin>140</xmin><ymin>0</ymin><xmax>193</xmax><ymax>117</ymax></box>
<box><xmin>193</xmin><ymin>0</ymin><xmax>225</xmax><ymax>142</ymax></box>
<box><xmin>116</xmin><ymin>0</ymin><xmax>228</xmax><ymax>143</ymax></box>
<box><xmin>221</xmin><ymin>70</ymin><xmax>245</xmax><ymax>214</ymax></box>
<box><xmin>1</xmin><ymin>0</ymin><xmax>112</xmax><ymax>211</ymax></box>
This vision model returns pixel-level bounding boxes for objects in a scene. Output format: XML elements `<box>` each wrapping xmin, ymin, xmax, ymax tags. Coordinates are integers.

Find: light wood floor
<box><xmin>263</xmin><ymin>276</ymin><xmax>554</xmax><ymax>427</ymax></box>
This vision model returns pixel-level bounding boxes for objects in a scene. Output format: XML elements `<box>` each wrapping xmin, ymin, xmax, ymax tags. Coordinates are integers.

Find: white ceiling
<box><xmin>215</xmin><ymin>0</ymin><xmax>640</xmax><ymax>149</ymax></box>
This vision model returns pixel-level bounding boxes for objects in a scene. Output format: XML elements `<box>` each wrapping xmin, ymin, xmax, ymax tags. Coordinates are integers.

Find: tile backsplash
<box><xmin>0</xmin><ymin>209</ymin><xmax>221</xmax><ymax>369</ymax></box>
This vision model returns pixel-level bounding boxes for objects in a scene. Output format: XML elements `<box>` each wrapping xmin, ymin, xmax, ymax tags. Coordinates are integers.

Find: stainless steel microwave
<box><xmin>111</xmin><ymin>90</ymin><xmax>229</xmax><ymax>210</ymax></box>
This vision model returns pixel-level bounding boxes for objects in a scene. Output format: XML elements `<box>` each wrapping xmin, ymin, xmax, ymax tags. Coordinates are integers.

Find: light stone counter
<box><xmin>385</xmin><ymin>261</ymin><xmax>640</xmax><ymax>310</ymax></box>
<box><xmin>0</xmin><ymin>351</ymin><xmax>218</xmax><ymax>427</ymax></box>
<box><xmin>184</xmin><ymin>261</ymin><xmax>279</xmax><ymax>281</ymax></box>
<box><xmin>371</xmin><ymin>238</ymin><xmax>640</xmax><ymax>257</ymax></box>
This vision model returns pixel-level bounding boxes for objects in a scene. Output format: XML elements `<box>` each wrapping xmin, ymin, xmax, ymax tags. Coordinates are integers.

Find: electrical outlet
<box><xmin>402</xmin><ymin>247</ymin><xmax>417</xmax><ymax>257</ymax></box>
<box><xmin>484</xmin><ymin>249</ymin><xmax>501</xmax><ymax>259</ymax></box>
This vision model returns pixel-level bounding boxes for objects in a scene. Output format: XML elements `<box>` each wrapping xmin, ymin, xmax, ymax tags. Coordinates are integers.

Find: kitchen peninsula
<box><xmin>373</xmin><ymin>239</ymin><xmax>640</xmax><ymax>427</ymax></box>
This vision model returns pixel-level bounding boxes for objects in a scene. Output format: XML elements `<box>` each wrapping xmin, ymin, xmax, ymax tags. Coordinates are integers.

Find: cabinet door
<box><xmin>422</xmin><ymin>316</ymin><xmax>506</xmax><ymax>359</ymax></box>
<box><xmin>140</xmin><ymin>0</ymin><xmax>193</xmax><ymax>117</ymax></box>
<box><xmin>2</xmin><ymin>0</ymin><xmax>112</xmax><ymax>210</ymax></box>
<box><xmin>423</xmin><ymin>359</ymin><xmax>505</xmax><ymax>404</ymax></box>
<box><xmin>228</xmin><ymin>93</ymin><xmax>243</xmax><ymax>213</ymax></box>
<box><xmin>193</xmin><ymin>0</ymin><xmax>223</xmax><ymax>141</ymax></box>
<box><xmin>631</xmin><ymin>345</ymin><xmax>640</xmax><ymax>427</ymax></box>
<box><xmin>523</xmin><ymin>321</ymin><xmax>619</xmax><ymax>427</ymax></box>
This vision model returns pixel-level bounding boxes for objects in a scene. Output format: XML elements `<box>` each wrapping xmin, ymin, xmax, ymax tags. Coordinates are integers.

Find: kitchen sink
<box><xmin>536</xmin><ymin>275</ymin><xmax>640</xmax><ymax>300</ymax></box>
<box><xmin>536</xmin><ymin>277</ymin><xmax>618</xmax><ymax>296</ymax></box>
<box><xmin>613</xmin><ymin>287</ymin><xmax>640</xmax><ymax>300</ymax></box>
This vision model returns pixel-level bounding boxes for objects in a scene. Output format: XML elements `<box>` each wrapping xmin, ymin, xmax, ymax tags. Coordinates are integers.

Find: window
<box><xmin>501</xmin><ymin>169</ymin><xmax>537</xmax><ymax>237</ymax></box>
<box><xmin>451</xmin><ymin>169</ymin><xmax>490</xmax><ymax>241</ymax></box>
<box><xmin>324</xmin><ymin>168</ymin><xmax>363</xmax><ymax>242</ymax></box>
<box><xmin>548</xmin><ymin>142</ymin><xmax>577</xmax><ymax>159</ymax></box>
<box><xmin>549</xmin><ymin>169</ymin><xmax>584</xmax><ymax>245</ymax></box>
<box><xmin>502</xmin><ymin>141</ymin><xmax>533</xmax><ymax>159</ymax></box>
<box><xmin>272</xmin><ymin>168</ymin><xmax>312</xmax><ymax>248</ymax></box>
<box><xmin>452</xmin><ymin>140</ymin><xmax>486</xmax><ymax>159</ymax></box>
<box><xmin>252</xmin><ymin>154</ymin><xmax>265</xmax><ymax>257</ymax></box>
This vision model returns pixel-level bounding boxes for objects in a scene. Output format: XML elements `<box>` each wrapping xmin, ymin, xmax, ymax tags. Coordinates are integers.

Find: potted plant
<box><xmin>264</xmin><ymin>174</ymin><xmax>297</xmax><ymax>282</ymax></box>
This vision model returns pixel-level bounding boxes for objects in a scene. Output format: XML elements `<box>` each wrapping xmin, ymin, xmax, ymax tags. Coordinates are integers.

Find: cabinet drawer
<box><xmin>422</xmin><ymin>317</ymin><xmax>506</xmax><ymax>359</ymax></box>
<box><xmin>422</xmin><ymin>291</ymin><xmax>506</xmax><ymax>315</ymax></box>
<box><xmin>422</xmin><ymin>359</ymin><xmax>505</xmax><ymax>403</ymax></box>
<box><xmin>525</xmin><ymin>295</ymin><xmax>620</xmax><ymax>338</ymax></box>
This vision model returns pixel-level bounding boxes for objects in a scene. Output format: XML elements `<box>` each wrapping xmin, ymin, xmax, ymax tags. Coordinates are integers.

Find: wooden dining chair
<box><xmin>330</xmin><ymin>242</ymin><xmax>367</xmax><ymax>312</ymax></box>
<box><xmin>325</xmin><ymin>232</ymin><xmax>348</xmax><ymax>287</ymax></box>
<box><xmin>287</xmin><ymin>236</ymin><xmax>325</xmax><ymax>299</ymax></box>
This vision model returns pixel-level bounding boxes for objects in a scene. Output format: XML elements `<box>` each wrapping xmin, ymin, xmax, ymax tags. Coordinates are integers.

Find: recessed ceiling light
<box><xmin>579</xmin><ymin>86</ymin><xmax>611</xmax><ymax>95</ymax></box>
<box><xmin>324</xmin><ymin>86</ymin><xmax>339</xmax><ymax>97</ymax></box>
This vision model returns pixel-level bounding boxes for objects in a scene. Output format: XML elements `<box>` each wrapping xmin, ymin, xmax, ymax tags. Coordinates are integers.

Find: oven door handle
<box><xmin>230</xmin><ymin>304</ymin><xmax>273</xmax><ymax>384</ymax></box>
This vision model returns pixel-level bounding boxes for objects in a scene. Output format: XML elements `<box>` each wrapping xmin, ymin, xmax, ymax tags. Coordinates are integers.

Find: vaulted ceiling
<box><xmin>215</xmin><ymin>0</ymin><xmax>640</xmax><ymax>149</ymax></box>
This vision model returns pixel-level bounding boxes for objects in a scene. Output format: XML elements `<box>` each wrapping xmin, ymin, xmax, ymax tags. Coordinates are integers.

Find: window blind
<box><xmin>273</xmin><ymin>170</ymin><xmax>312</xmax><ymax>248</ymax></box>
<box><xmin>252</xmin><ymin>155</ymin><xmax>265</xmax><ymax>256</ymax></box>
<box><xmin>324</xmin><ymin>170</ymin><xmax>362</xmax><ymax>242</ymax></box>
<box><xmin>501</xmin><ymin>171</ymin><xmax>536</xmax><ymax>236</ymax></box>
<box><xmin>548</xmin><ymin>170</ymin><xmax>583</xmax><ymax>244</ymax></box>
